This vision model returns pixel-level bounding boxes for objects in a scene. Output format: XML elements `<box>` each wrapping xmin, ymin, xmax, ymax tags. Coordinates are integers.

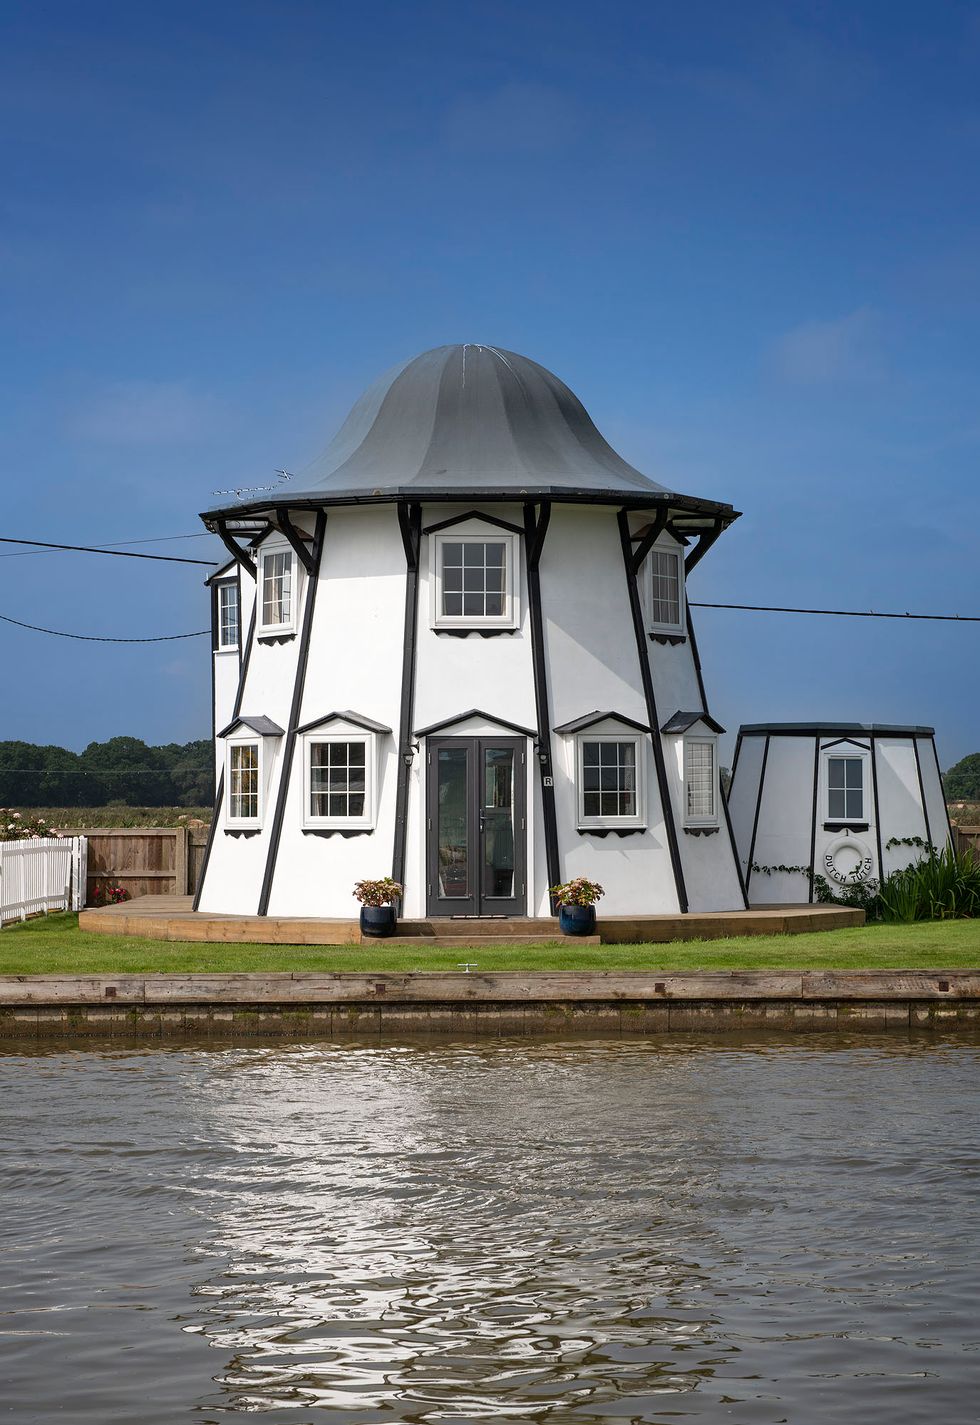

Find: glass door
<box><xmin>427</xmin><ymin>738</ymin><xmax>525</xmax><ymax>917</ymax></box>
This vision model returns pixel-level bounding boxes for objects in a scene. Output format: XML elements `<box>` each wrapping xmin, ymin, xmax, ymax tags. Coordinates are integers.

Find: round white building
<box><xmin>197</xmin><ymin>344</ymin><xmax>747</xmax><ymax>921</ymax></box>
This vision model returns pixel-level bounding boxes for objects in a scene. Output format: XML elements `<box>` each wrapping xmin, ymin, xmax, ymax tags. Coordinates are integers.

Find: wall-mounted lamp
<box><xmin>402</xmin><ymin>743</ymin><xmax>420</xmax><ymax>767</ymax></box>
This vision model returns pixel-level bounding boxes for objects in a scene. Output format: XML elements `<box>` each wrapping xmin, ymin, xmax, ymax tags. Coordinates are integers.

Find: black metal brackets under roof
<box><xmin>217</xmin><ymin>715</ymin><xmax>285</xmax><ymax>738</ymax></box>
<box><xmin>661</xmin><ymin>710</ymin><xmax>726</xmax><ymax>735</ymax></box>
<box><xmin>276</xmin><ymin>508</ymin><xmax>317</xmax><ymax>575</ymax></box>
<box><xmin>553</xmin><ymin>710</ymin><xmax>652</xmax><ymax>735</ymax></box>
<box><xmin>414</xmin><ymin>708</ymin><xmax>538</xmax><ymax>739</ymax></box>
<box><xmin>213</xmin><ymin>519</ymin><xmax>258</xmax><ymax>580</ymax></box>
<box><xmin>295</xmin><ymin>710</ymin><xmax>393</xmax><ymax>736</ymax></box>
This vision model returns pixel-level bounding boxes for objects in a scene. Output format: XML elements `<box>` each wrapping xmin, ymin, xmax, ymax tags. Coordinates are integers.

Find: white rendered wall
<box><xmin>734</xmin><ymin>731</ymin><xmax>951</xmax><ymax>907</ymax></box>
<box><xmin>744</xmin><ymin>737</ymin><xmax>817</xmax><ymax>906</ymax></box>
<box><xmin>266</xmin><ymin>508</ymin><xmax>405</xmax><ymax>918</ymax></box>
<box><xmin>198</xmin><ymin>502</ymin><xmax>746</xmax><ymax>919</ymax></box>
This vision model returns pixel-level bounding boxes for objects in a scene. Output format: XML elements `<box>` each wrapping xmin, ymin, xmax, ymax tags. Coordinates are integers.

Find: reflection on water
<box><xmin>2</xmin><ymin>1034</ymin><xmax>979</xmax><ymax>1423</ymax></box>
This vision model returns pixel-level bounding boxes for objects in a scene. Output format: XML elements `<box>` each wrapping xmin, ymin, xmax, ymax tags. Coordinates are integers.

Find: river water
<box><xmin>1</xmin><ymin>1034</ymin><xmax>978</xmax><ymax>1423</ymax></box>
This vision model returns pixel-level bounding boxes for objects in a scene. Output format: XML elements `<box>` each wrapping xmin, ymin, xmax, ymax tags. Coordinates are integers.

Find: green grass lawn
<box><xmin>0</xmin><ymin>913</ymin><xmax>978</xmax><ymax>973</ymax></box>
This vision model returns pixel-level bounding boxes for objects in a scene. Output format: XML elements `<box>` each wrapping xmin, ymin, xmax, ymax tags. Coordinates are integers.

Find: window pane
<box><xmin>651</xmin><ymin>549</ymin><xmax>681</xmax><ymax>627</ymax></box>
<box><xmin>443</xmin><ymin>567</ymin><xmax>462</xmax><ymax>592</ymax></box>
<box><xmin>581</xmin><ymin>740</ymin><xmax>638</xmax><ymax>820</ymax></box>
<box><xmin>462</xmin><ymin>593</ymin><xmax>483</xmax><ymax>616</ymax></box>
<box><xmin>444</xmin><ymin>593</ymin><xmax>463</xmax><ymax>616</ymax></box>
<box><xmin>463</xmin><ymin>543</ymin><xmax>483</xmax><ymax>566</ymax></box>
<box><xmin>828</xmin><ymin>789</ymin><xmax>846</xmax><ymax>818</ymax></box>
<box><xmin>485</xmin><ymin>543</ymin><xmax>506</xmax><ymax>567</ymax></box>
<box><xmin>845</xmin><ymin>790</ymin><xmax>863</xmax><ymax>819</ymax></box>
<box><xmin>845</xmin><ymin>760</ymin><xmax>863</xmax><ymax>788</ymax></box>
<box><xmin>442</xmin><ymin>542</ymin><xmax>463</xmax><ymax>567</ymax></box>
<box><xmin>685</xmin><ymin>741</ymin><xmax>715</xmax><ymax>819</ymax></box>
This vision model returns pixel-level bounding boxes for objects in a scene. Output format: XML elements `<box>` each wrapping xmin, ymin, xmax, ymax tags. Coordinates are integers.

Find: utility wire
<box><xmin>0</xmin><ymin>537</ymin><xmax>217</xmax><ymax>566</ymax></box>
<box><xmin>690</xmin><ymin>602</ymin><xmax>980</xmax><ymax>623</ymax></box>
<box><xmin>0</xmin><ymin>533</ymin><xmax>213</xmax><ymax>560</ymax></box>
<box><xmin>0</xmin><ymin>613</ymin><xmax>207</xmax><ymax>643</ymax></box>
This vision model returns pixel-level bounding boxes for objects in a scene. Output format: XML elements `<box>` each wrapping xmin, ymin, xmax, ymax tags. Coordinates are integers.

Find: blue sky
<box><xmin>2</xmin><ymin>0</ymin><xmax>978</xmax><ymax>767</ymax></box>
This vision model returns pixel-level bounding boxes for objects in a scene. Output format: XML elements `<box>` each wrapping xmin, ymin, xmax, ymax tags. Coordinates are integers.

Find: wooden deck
<box><xmin>78</xmin><ymin>895</ymin><xmax>864</xmax><ymax>946</ymax></box>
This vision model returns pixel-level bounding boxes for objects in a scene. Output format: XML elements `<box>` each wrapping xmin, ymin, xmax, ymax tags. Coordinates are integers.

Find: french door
<box><xmin>426</xmin><ymin>737</ymin><xmax>526</xmax><ymax>917</ymax></box>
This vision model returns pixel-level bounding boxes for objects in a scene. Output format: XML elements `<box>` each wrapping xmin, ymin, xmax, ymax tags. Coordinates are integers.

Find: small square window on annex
<box><xmin>430</xmin><ymin>527</ymin><xmax>520</xmax><ymax>630</ymax></box>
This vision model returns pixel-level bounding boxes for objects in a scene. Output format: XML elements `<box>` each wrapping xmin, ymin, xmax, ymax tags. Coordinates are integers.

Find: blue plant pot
<box><xmin>360</xmin><ymin>905</ymin><xmax>397</xmax><ymax>938</ymax></box>
<box><xmin>558</xmin><ymin>904</ymin><xmax>596</xmax><ymax>937</ymax></box>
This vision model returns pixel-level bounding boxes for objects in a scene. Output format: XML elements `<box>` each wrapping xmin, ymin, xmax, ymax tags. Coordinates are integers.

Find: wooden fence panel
<box><xmin>63</xmin><ymin>826</ymin><xmax>210</xmax><ymax>904</ymax></box>
<box><xmin>954</xmin><ymin>826</ymin><xmax>980</xmax><ymax>864</ymax></box>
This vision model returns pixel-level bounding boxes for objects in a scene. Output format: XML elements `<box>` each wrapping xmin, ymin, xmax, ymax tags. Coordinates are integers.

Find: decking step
<box><xmin>381</xmin><ymin>934</ymin><xmax>599</xmax><ymax>947</ymax></box>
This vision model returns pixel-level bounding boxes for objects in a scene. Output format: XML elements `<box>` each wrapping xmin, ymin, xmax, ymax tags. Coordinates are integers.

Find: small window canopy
<box><xmin>218</xmin><ymin>715</ymin><xmax>285</xmax><ymax>738</ymax></box>
<box><xmin>661</xmin><ymin>710</ymin><xmax>725</xmax><ymax>735</ymax></box>
<box><xmin>554</xmin><ymin>710</ymin><xmax>651</xmax><ymax>735</ymax></box>
<box><xmin>296</xmin><ymin>710</ymin><xmax>392</xmax><ymax>736</ymax></box>
<box><xmin>414</xmin><ymin>708</ymin><xmax>537</xmax><ymax>739</ymax></box>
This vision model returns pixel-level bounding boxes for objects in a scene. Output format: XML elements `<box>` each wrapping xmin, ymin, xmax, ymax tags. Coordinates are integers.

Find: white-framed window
<box><xmin>258</xmin><ymin>544</ymin><xmax>297</xmax><ymax>634</ymax></box>
<box><xmin>827</xmin><ymin>754</ymin><xmax>865</xmax><ymax>821</ymax></box>
<box><xmin>683</xmin><ymin>736</ymin><xmax>718</xmax><ymax>826</ymax></box>
<box><xmin>302</xmin><ymin>731</ymin><xmax>377</xmax><ymax>830</ymax></box>
<box><xmin>648</xmin><ymin>545</ymin><xmax>685</xmax><ymax>634</ymax></box>
<box><xmin>226</xmin><ymin>740</ymin><xmax>262</xmax><ymax>827</ymax></box>
<box><xmin>217</xmin><ymin>582</ymin><xmax>239</xmax><ymax>650</ymax></box>
<box><xmin>432</xmin><ymin>531</ymin><xmax>519</xmax><ymax>629</ymax></box>
<box><xmin>576</xmin><ymin>734</ymin><xmax>645</xmax><ymax>830</ymax></box>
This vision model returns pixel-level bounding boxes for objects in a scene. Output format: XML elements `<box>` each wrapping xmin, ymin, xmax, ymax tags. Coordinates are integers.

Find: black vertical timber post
<box><xmin>617</xmin><ymin>507</ymin><xmax>688</xmax><ymax>914</ymax></box>
<box><xmin>523</xmin><ymin>501</ymin><xmax>561</xmax><ymax>908</ymax></box>
<box><xmin>807</xmin><ymin>736</ymin><xmax>820</xmax><ymax>902</ymax></box>
<box><xmin>686</xmin><ymin>611</ymin><xmax>748</xmax><ymax>908</ymax></box>
<box><xmin>744</xmin><ymin>734</ymin><xmax>770</xmax><ymax>898</ymax></box>
<box><xmin>193</xmin><ymin>597</ymin><xmax>257</xmax><ymax>912</ymax></box>
<box><xmin>870</xmin><ymin>734</ymin><xmax>884</xmax><ymax>884</ymax></box>
<box><xmin>257</xmin><ymin>511</ymin><xmax>327</xmax><ymax>916</ymax></box>
<box><xmin>392</xmin><ymin>503</ymin><xmax>422</xmax><ymax>892</ymax></box>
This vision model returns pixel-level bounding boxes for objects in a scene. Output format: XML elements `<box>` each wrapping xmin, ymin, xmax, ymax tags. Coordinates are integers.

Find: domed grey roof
<box><xmin>205</xmin><ymin>344</ymin><xmax>737</xmax><ymax>522</ymax></box>
<box><xmin>289</xmin><ymin>344</ymin><xmax>668</xmax><ymax>499</ymax></box>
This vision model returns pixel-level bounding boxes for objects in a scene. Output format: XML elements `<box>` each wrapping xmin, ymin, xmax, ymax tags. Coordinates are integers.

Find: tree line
<box><xmin>0</xmin><ymin>737</ymin><xmax>213</xmax><ymax>807</ymax></box>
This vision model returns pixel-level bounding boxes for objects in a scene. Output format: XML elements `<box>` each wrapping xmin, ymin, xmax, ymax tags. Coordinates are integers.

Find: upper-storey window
<box><xmin>649</xmin><ymin>545</ymin><xmax>685</xmax><ymax>635</ymax></box>
<box><xmin>217</xmin><ymin>582</ymin><xmax>239</xmax><ymax>650</ymax></box>
<box><xmin>432</xmin><ymin>531</ymin><xmax>518</xmax><ymax>629</ymax></box>
<box><xmin>827</xmin><ymin>756</ymin><xmax>864</xmax><ymax>821</ymax></box>
<box><xmin>258</xmin><ymin>546</ymin><xmax>296</xmax><ymax>635</ymax></box>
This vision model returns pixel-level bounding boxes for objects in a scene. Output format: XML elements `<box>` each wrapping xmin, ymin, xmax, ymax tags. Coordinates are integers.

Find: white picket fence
<box><xmin>0</xmin><ymin>837</ymin><xmax>88</xmax><ymax>927</ymax></box>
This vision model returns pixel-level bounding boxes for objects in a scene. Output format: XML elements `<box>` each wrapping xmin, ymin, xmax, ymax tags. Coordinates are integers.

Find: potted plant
<box><xmin>550</xmin><ymin>876</ymin><xmax>604</xmax><ymax>936</ymax></box>
<box><xmin>353</xmin><ymin>877</ymin><xmax>403</xmax><ymax>938</ymax></box>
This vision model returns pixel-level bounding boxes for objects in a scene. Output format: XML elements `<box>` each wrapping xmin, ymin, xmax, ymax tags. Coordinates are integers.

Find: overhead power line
<box><xmin>690</xmin><ymin>602</ymin><xmax>980</xmax><ymax>623</ymax></box>
<box><xmin>0</xmin><ymin>537</ymin><xmax>217</xmax><ymax>566</ymax></box>
<box><xmin>0</xmin><ymin>613</ymin><xmax>208</xmax><ymax>643</ymax></box>
<box><xmin>0</xmin><ymin>532</ymin><xmax>213</xmax><ymax>560</ymax></box>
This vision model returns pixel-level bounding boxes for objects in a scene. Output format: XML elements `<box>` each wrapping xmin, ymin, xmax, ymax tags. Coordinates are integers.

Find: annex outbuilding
<box><xmin>728</xmin><ymin>722</ymin><xmax>952</xmax><ymax>906</ymax></box>
<box><xmin>195</xmin><ymin>344</ymin><xmax>748</xmax><ymax>921</ymax></box>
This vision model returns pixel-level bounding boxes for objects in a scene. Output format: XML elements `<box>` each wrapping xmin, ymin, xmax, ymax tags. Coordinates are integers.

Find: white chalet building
<box><xmin>196</xmin><ymin>344</ymin><xmax>747</xmax><ymax>921</ymax></box>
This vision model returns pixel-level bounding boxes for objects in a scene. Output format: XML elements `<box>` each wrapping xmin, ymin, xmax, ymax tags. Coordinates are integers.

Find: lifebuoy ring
<box><xmin>823</xmin><ymin>836</ymin><xmax>875</xmax><ymax>885</ymax></box>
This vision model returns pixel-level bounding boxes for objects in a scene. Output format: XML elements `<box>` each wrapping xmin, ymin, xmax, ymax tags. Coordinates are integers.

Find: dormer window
<box><xmin>259</xmin><ymin>545</ymin><xmax>296</xmax><ymax>635</ymax></box>
<box><xmin>297</xmin><ymin>711</ymin><xmax>391</xmax><ymax>832</ymax></box>
<box><xmin>684</xmin><ymin>737</ymin><xmax>718</xmax><ymax>826</ymax></box>
<box><xmin>219</xmin><ymin>715</ymin><xmax>285</xmax><ymax>831</ymax></box>
<box><xmin>432</xmin><ymin>530</ymin><xmax>518</xmax><ymax>630</ymax></box>
<box><xmin>649</xmin><ymin>545</ymin><xmax>685</xmax><ymax>635</ymax></box>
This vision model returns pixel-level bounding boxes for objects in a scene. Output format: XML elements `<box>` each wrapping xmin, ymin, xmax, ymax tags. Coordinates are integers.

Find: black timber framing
<box><xmin>807</xmin><ymin>737</ymin><xmax>820</xmax><ymax>903</ymax></box>
<box><xmin>392</xmin><ymin>503</ymin><xmax>422</xmax><ymax>890</ymax></box>
<box><xmin>617</xmin><ymin>507</ymin><xmax>688</xmax><ymax>913</ymax></box>
<box><xmin>686</xmin><ymin>612</ymin><xmax>748</xmax><ymax>908</ymax></box>
<box><xmin>277</xmin><ymin>508</ymin><xmax>315</xmax><ymax>575</ymax></box>
<box><xmin>256</xmin><ymin>511</ymin><xmax>327</xmax><ymax>916</ymax></box>
<box><xmin>912</xmin><ymin>738</ymin><xmax>933</xmax><ymax>847</ymax></box>
<box><xmin>684</xmin><ymin>519</ymin><xmax>725</xmax><ymax>576</ymax></box>
<box><xmin>193</xmin><ymin>598</ymin><xmax>258</xmax><ymax>912</ymax></box>
<box><xmin>629</xmin><ymin>508</ymin><xmax>669</xmax><ymax>574</ymax></box>
<box><xmin>869</xmin><ymin>736</ymin><xmax>885</xmax><ymax>883</ymax></box>
<box><xmin>523</xmin><ymin>501</ymin><xmax>561</xmax><ymax>907</ymax></box>
<box><xmin>422</xmin><ymin>509</ymin><xmax>524</xmax><ymax>536</ymax></box>
<box><xmin>930</xmin><ymin>737</ymin><xmax>955</xmax><ymax>845</ymax></box>
<box><xmin>214</xmin><ymin>519</ymin><xmax>258</xmax><ymax>580</ymax></box>
<box><xmin>743</xmin><ymin>734</ymin><xmax>770</xmax><ymax>897</ymax></box>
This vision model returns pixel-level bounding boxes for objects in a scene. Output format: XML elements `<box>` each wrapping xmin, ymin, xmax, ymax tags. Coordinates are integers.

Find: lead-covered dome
<box><xmin>294</xmin><ymin>344</ymin><xmax>667</xmax><ymax>499</ymax></box>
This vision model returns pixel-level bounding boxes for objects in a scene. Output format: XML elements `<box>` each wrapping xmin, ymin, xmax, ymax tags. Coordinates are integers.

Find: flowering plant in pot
<box><xmin>353</xmin><ymin>877</ymin><xmax>403</xmax><ymax>938</ymax></box>
<box><xmin>549</xmin><ymin>877</ymin><xmax>604</xmax><ymax>936</ymax></box>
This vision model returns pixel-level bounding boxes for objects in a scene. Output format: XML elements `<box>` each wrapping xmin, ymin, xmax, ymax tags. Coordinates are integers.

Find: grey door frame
<box><xmin>425</xmin><ymin>736</ymin><xmax>527</xmax><ymax>917</ymax></box>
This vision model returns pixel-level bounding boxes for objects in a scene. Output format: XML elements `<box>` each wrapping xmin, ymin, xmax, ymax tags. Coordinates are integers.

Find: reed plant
<box><xmin>877</xmin><ymin>845</ymin><xmax>980</xmax><ymax>922</ymax></box>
